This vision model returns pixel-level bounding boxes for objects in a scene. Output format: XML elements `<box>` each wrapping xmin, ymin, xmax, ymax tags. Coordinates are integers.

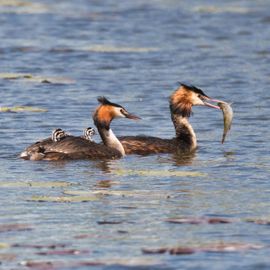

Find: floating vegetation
<box><xmin>246</xmin><ymin>218</ymin><xmax>270</xmax><ymax>225</ymax></box>
<box><xmin>142</xmin><ymin>247</ymin><xmax>168</xmax><ymax>255</ymax></box>
<box><xmin>193</xmin><ymin>6</ymin><xmax>250</xmax><ymax>14</ymax></box>
<box><xmin>0</xmin><ymin>73</ymin><xmax>31</xmax><ymax>79</ymax></box>
<box><xmin>0</xmin><ymin>0</ymin><xmax>49</xmax><ymax>14</ymax></box>
<box><xmin>165</xmin><ymin>217</ymin><xmax>233</xmax><ymax>225</ymax></box>
<box><xmin>36</xmin><ymin>249</ymin><xmax>90</xmax><ymax>256</ymax></box>
<box><xmin>0</xmin><ymin>253</ymin><xmax>16</xmax><ymax>261</ymax></box>
<box><xmin>0</xmin><ymin>181</ymin><xmax>72</xmax><ymax>188</ymax></box>
<box><xmin>165</xmin><ymin>216</ymin><xmax>270</xmax><ymax>226</ymax></box>
<box><xmin>97</xmin><ymin>220</ymin><xmax>124</xmax><ymax>225</ymax></box>
<box><xmin>80</xmin><ymin>45</ymin><xmax>159</xmax><ymax>53</ymax></box>
<box><xmin>0</xmin><ymin>106</ymin><xmax>47</xmax><ymax>113</ymax></box>
<box><xmin>113</xmin><ymin>169</ymin><xmax>207</xmax><ymax>177</ymax></box>
<box><xmin>12</xmin><ymin>243</ymin><xmax>68</xmax><ymax>249</ymax></box>
<box><xmin>27</xmin><ymin>195</ymin><xmax>98</xmax><ymax>203</ymax></box>
<box><xmin>142</xmin><ymin>242</ymin><xmax>264</xmax><ymax>255</ymax></box>
<box><xmin>63</xmin><ymin>189</ymin><xmax>172</xmax><ymax>199</ymax></box>
<box><xmin>0</xmin><ymin>224</ymin><xmax>32</xmax><ymax>233</ymax></box>
<box><xmin>0</xmin><ymin>0</ymin><xmax>37</xmax><ymax>7</ymax></box>
<box><xmin>0</xmin><ymin>73</ymin><xmax>75</xmax><ymax>84</ymax></box>
<box><xmin>20</xmin><ymin>257</ymin><xmax>160</xmax><ymax>268</ymax></box>
<box><xmin>0</xmin><ymin>243</ymin><xmax>9</xmax><ymax>249</ymax></box>
<box><xmin>20</xmin><ymin>260</ymin><xmax>66</xmax><ymax>269</ymax></box>
<box><xmin>49</xmin><ymin>45</ymin><xmax>159</xmax><ymax>54</ymax></box>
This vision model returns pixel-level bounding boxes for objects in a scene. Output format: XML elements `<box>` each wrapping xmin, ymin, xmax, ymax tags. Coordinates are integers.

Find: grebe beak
<box><xmin>125</xmin><ymin>113</ymin><xmax>141</xmax><ymax>120</ymax></box>
<box><xmin>202</xmin><ymin>96</ymin><xmax>225</xmax><ymax>110</ymax></box>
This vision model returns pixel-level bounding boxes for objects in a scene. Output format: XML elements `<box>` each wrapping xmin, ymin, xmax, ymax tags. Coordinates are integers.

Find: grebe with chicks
<box><xmin>20</xmin><ymin>83</ymin><xmax>231</xmax><ymax>161</ymax></box>
<box><xmin>20</xmin><ymin>97</ymin><xmax>140</xmax><ymax>161</ymax></box>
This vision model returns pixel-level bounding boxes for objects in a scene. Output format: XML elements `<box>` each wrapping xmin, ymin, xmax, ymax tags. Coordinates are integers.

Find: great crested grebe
<box><xmin>20</xmin><ymin>97</ymin><xmax>140</xmax><ymax>161</ymax></box>
<box><xmin>51</xmin><ymin>128</ymin><xmax>67</xmax><ymax>142</ymax></box>
<box><xmin>83</xmin><ymin>127</ymin><xmax>96</xmax><ymax>141</ymax></box>
<box><xmin>118</xmin><ymin>83</ymin><xmax>224</xmax><ymax>155</ymax></box>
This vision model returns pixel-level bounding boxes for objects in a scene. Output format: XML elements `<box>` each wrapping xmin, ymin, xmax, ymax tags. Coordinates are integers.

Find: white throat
<box><xmin>181</xmin><ymin>117</ymin><xmax>197</xmax><ymax>150</ymax></box>
<box><xmin>103</xmin><ymin>128</ymin><xmax>125</xmax><ymax>156</ymax></box>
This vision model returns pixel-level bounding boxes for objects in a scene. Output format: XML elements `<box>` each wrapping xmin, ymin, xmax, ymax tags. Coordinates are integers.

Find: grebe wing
<box><xmin>21</xmin><ymin>136</ymin><xmax>122</xmax><ymax>160</ymax></box>
<box><xmin>25</xmin><ymin>137</ymin><xmax>52</xmax><ymax>150</ymax></box>
<box><xmin>119</xmin><ymin>136</ymin><xmax>176</xmax><ymax>155</ymax></box>
<box><xmin>43</xmin><ymin>136</ymin><xmax>95</xmax><ymax>154</ymax></box>
<box><xmin>23</xmin><ymin>136</ymin><xmax>91</xmax><ymax>154</ymax></box>
<box><xmin>45</xmin><ymin>136</ymin><xmax>121</xmax><ymax>157</ymax></box>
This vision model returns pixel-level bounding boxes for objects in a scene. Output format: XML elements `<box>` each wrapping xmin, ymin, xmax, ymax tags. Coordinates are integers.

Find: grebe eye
<box><xmin>120</xmin><ymin>108</ymin><xmax>125</xmax><ymax>115</ymax></box>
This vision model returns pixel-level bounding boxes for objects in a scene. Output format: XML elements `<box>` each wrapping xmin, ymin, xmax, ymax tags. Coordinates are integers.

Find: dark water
<box><xmin>1</xmin><ymin>0</ymin><xmax>270</xmax><ymax>269</ymax></box>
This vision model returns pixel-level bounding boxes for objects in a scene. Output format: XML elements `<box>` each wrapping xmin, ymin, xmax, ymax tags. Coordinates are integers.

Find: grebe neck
<box><xmin>97</xmin><ymin>126</ymin><xmax>125</xmax><ymax>156</ymax></box>
<box><xmin>171</xmin><ymin>114</ymin><xmax>197</xmax><ymax>151</ymax></box>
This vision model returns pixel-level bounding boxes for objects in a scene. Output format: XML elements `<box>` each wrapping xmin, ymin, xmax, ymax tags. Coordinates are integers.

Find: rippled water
<box><xmin>1</xmin><ymin>0</ymin><xmax>270</xmax><ymax>269</ymax></box>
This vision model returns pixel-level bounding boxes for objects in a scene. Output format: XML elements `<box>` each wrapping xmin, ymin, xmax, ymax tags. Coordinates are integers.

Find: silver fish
<box><xmin>218</xmin><ymin>102</ymin><xmax>233</xmax><ymax>144</ymax></box>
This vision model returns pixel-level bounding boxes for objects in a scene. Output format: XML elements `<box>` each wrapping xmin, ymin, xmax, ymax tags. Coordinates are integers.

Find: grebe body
<box><xmin>118</xmin><ymin>83</ymin><xmax>224</xmax><ymax>155</ymax></box>
<box><xmin>20</xmin><ymin>97</ymin><xmax>139</xmax><ymax>161</ymax></box>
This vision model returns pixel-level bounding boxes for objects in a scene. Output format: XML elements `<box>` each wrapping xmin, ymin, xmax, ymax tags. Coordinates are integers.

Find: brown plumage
<box><xmin>23</xmin><ymin>136</ymin><xmax>122</xmax><ymax>161</ymax></box>
<box><xmin>119</xmin><ymin>136</ymin><xmax>177</xmax><ymax>155</ymax></box>
<box><xmin>20</xmin><ymin>97</ymin><xmax>140</xmax><ymax>161</ymax></box>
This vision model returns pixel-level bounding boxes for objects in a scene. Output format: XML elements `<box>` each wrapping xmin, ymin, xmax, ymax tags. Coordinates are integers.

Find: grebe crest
<box><xmin>170</xmin><ymin>83</ymin><xmax>207</xmax><ymax>117</ymax></box>
<box><xmin>84</xmin><ymin>127</ymin><xmax>96</xmax><ymax>141</ymax></box>
<box><xmin>169</xmin><ymin>82</ymin><xmax>221</xmax><ymax>118</ymax></box>
<box><xmin>93</xmin><ymin>96</ymin><xmax>140</xmax><ymax>130</ymax></box>
<box><xmin>93</xmin><ymin>96</ymin><xmax>140</xmax><ymax>156</ymax></box>
<box><xmin>52</xmin><ymin>128</ymin><xmax>67</xmax><ymax>142</ymax></box>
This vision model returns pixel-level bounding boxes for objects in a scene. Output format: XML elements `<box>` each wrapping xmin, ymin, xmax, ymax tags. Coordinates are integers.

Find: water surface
<box><xmin>0</xmin><ymin>0</ymin><xmax>270</xmax><ymax>269</ymax></box>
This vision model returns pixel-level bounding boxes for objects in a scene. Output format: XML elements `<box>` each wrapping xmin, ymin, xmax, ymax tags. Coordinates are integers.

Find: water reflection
<box><xmin>43</xmin><ymin>159</ymin><xmax>113</xmax><ymax>174</ymax></box>
<box><xmin>171</xmin><ymin>151</ymin><xmax>197</xmax><ymax>166</ymax></box>
<box><xmin>90</xmin><ymin>160</ymin><xmax>112</xmax><ymax>173</ymax></box>
<box><xmin>157</xmin><ymin>151</ymin><xmax>196</xmax><ymax>166</ymax></box>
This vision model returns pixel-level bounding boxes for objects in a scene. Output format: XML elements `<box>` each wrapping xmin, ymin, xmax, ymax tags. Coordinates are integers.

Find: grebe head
<box><xmin>170</xmin><ymin>83</ymin><xmax>223</xmax><ymax>117</ymax></box>
<box><xmin>84</xmin><ymin>127</ymin><xmax>96</xmax><ymax>141</ymax></box>
<box><xmin>93</xmin><ymin>96</ymin><xmax>140</xmax><ymax>129</ymax></box>
<box><xmin>52</xmin><ymin>128</ymin><xmax>67</xmax><ymax>142</ymax></box>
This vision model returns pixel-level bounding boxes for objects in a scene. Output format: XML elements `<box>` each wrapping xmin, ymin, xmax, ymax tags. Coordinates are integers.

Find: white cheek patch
<box><xmin>192</xmin><ymin>96</ymin><xmax>205</xmax><ymax>106</ymax></box>
<box><xmin>114</xmin><ymin>107</ymin><xmax>125</xmax><ymax>118</ymax></box>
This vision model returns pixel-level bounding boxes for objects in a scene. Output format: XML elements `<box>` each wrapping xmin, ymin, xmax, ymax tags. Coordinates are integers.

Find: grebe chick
<box><xmin>118</xmin><ymin>83</ymin><xmax>226</xmax><ymax>155</ymax></box>
<box><xmin>52</xmin><ymin>128</ymin><xmax>67</xmax><ymax>142</ymax></box>
<box><xmin>20</xmin><ymin>97</ymin><xmax>140</xmax><ymax>161</ymax></box>
<box><xmin>83</xmin><ymin>127</ymin><xmax>96</xmax><ymax>141</ymax></box>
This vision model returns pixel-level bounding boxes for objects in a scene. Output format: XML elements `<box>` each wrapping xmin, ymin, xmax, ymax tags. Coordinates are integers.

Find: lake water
<box><xmin>1</xmin><ymin>0</ymin><xmax>270</xmax><ymax>269</ymax></box>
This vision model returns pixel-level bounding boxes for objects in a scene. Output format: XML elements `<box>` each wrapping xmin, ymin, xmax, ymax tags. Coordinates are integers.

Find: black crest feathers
<box><xmin>97</xmin><ymin>96</ymin><xmax>122</xmax><ymax>108</ymax></box>
<box><xmin>178</xmin><ymin>82</ymin><xmax>209</xmax><ymax>98</ymax></box>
